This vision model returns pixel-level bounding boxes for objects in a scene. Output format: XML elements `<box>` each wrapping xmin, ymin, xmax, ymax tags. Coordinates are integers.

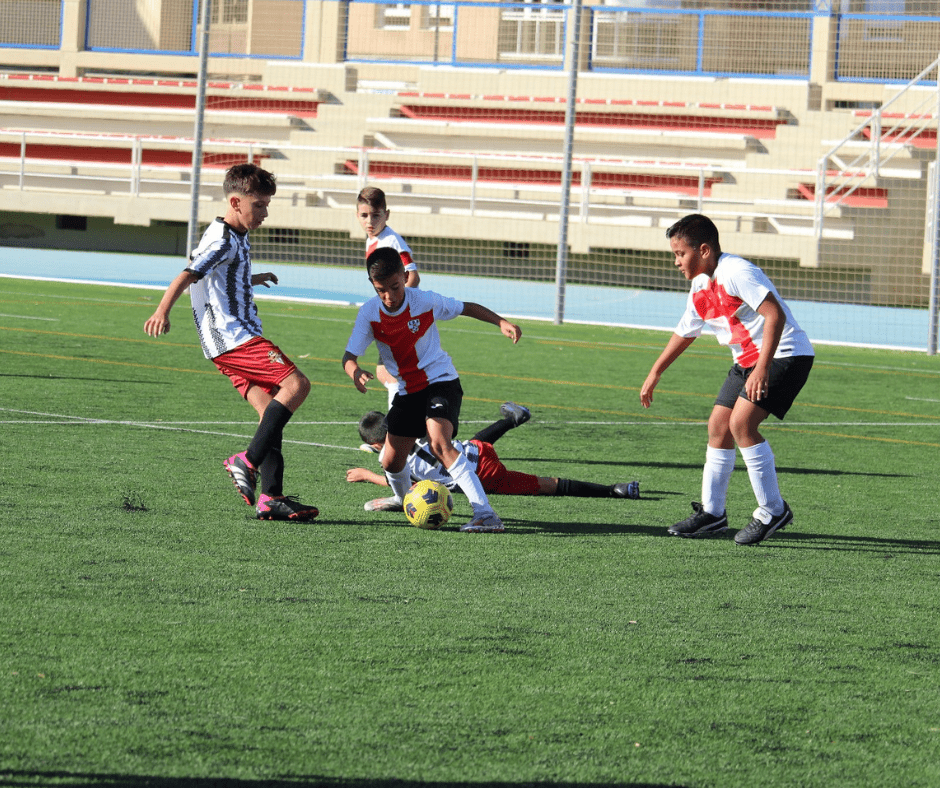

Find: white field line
<box><xmin>0</xmin><ymin>313</ymin><xmax>59</xmax><ymax>320</ymax></box>
<box><xmin>2</xmin><ymin>409</ymin><xmax>937</xmax><ymax>433</ymax></box>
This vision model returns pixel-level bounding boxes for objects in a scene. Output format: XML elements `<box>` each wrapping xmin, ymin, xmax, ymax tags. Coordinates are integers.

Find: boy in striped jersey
<box><xmin>342</xmin><ymin>247</ymin><xmax>522</xmax><ymax>533</ymax></box>
<box><xmin>144</xmin><ymin>163</ymin><xmax>318</xmax><ymax>522</ymax></box>
<box><xmin>346</xmin><ymin>403</ymin><xmax>640</xmax><ymax>506</ymax></box>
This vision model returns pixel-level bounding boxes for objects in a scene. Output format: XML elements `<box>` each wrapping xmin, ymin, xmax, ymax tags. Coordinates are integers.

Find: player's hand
<box><xmin>640</xmin><ymin>372</ymin><xmax>660</xmax><ymax>408</ymax></box>
<box><xmin>253</xmin><ymin>272</ymin><xmax>278</xmax><ymax>288</ymax></box>
<box><xmin>501</xmin><ymin>321</ymin><xmax>522</xmax><ymax>344</ymax></box>
<box><xmin>745</xmin><ymin>374</ymin><xmax>769</xmax><ymax>402</ymax></box>
<box><xmin>144</xmin><ymin>314</ymin><xmax>170</xmax><ymax>337</ymax></box>
<box><xmin>346</xmin><ymin>468</ymin><xmax>370</xmax><ymax>483</ymax></box>
<box><xmin>351</xmin><ymin>367</ymin><xmax>374</xmax><ymax>393</ymax></box>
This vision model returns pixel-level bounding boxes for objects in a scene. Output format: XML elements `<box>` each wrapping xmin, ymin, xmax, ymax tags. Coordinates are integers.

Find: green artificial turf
<box><xmin>1</xmin><ymin>277</ymin><xmax>939</xmax><ymax>787</ymax></box>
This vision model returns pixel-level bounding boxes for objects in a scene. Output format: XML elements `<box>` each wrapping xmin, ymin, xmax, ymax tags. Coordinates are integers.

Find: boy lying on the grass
<box><xmin>347</xmin><ymin>402</ymin><xmax>640</xmax><ymax>511</ymax></box>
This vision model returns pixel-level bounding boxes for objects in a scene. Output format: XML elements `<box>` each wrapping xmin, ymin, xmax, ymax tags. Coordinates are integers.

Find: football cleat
<box><xmin>256</xmin><ymin>494</ymin><xmax>319</xmax><ymax>522</ymax></box>
<box><xmin>224</xmin><ymin>451</ymin><xmax>257</xmax><ymax>506</ymax></box>
<box><xmin>734</xmin><ymin>501</ymin><xmax>792</xmax><ymax>546</ymax></box>
<box><xmin>499</xmin><ymin>401</ymin><xmax>531</xmax><ymax>427</ymax></box>
<box><xmin>364</xmin><ymin>496</ymin><xmax>404</xmax><ymax>512</ymax></box>
<box><xmin>667</xmin><ymin>501</ymin><xmax>728</xmax><ymax>537</ymax></box>
<box><xmin>612</xmin><ymin>481</ymin><xmax>640</xmax><ymax>499</ymax></box>
<box><xmin>460</xmin><ymin>512</ymin><xmax>505</xmax><ymax>533</ymax></box>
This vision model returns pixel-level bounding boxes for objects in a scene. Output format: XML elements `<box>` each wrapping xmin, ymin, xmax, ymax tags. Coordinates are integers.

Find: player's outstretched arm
<box><xmin>461</xmin><ymin>302</ymin><xmax>522</xmax><ymax>344</ymax></box>
<box><xmin>346</xmin><ymin>467</ymin><xmax>387</xmax><ymax>486</ymax></box>
<box><xmin>640</xmin><ymin>333</ymin><xmax>696</xmax><ymax>408</ymax></box>
<box><xmin>143</xmin><ymin>270</ymin><xmax>199</xmax><ymax>337</ymax></box>
<box><xmin>342</xmin><ymin>351</ymin><xmax>375</xmax><ymax>393</ymax></box>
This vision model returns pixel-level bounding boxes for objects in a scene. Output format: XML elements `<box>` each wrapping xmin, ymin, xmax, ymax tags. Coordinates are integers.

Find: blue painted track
<box><xmin>0</xmin><ymin>246</ymin><xmax>931</xmax><ymax>351</ymax></box>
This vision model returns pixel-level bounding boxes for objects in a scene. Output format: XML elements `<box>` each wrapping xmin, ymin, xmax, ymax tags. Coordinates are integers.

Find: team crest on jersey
<box><xmin>268</xmin><ymin>350</ymin><xmax>286</xmax><ymax>365</ymax></box>
<box><xmin>408</xmin><ymin>318</ymin><xmax>421</xmax><ymax>334</ymax></box>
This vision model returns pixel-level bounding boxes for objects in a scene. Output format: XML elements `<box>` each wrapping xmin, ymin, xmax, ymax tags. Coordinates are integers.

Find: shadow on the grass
<box><xmin>0</xmin><ymin>774</ymin><xmax>683</xmax><ymax>788</ymax></box>
<box><xmin>756</xmin><ymin>530</ymin><xmax>940</xmax><ymax>555</ymax></box>
<box><xmin>510</xmin><ymin>455</ymin><xmax>912</xmax><ymax>479</ymax></box>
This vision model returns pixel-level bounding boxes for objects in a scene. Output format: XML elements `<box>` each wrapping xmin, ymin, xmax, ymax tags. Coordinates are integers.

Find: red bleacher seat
<box><xmin>345</xmin><ymin>159</ymin><xmax>723</xmax><ymax>196</ymax></box>
<box><xmin>795</xmin><ymin>183</ymin><xmax>888</xmax><ymax>209</ymax></box>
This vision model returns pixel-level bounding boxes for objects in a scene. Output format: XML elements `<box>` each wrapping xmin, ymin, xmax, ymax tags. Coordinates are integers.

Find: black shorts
<box><xmin>715</xmin><ymin>355</ymin><xmax>814</xmax><ymax>420</ymax></box>
<box><xmin>386</xmin><ymin>378</ymin><xmax>464</xmax><ymax>439</ymax></box>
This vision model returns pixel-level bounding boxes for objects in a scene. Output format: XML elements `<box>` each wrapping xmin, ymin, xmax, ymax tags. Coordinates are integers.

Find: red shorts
<box><xmin>212</xmin><ymin>337</ymin><xmax>299</xmax><ymax>399</ymax></box>
<box><xmin>471</xmin><ymin>440</ymin><xmax>541</xmax><ymax>496</ymax></box>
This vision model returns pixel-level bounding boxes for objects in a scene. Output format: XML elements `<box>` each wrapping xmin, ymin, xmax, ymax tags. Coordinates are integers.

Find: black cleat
<box><xmin>734</xmin><ymin>501</ymin><xmax>792</xmax><ymax>545</ymax></box>
<box><xmin>668</xmin><ymin>501</ymin><xmax>728</xmax><ymax>537</ymax></box>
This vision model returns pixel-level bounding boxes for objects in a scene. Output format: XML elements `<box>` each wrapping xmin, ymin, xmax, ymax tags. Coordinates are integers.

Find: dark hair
<box><xmin>358</xmin><ymin>410</ymin><xmax>388</xmax><ymax>445</ymax></box>
<box><xmin>223</xmin><ymin>163</ymin><xmax>277</xmax><ymax>197</ymax></box>
<box><xmin>666</xmin><ymin>214</ymin><xmax>721</xmax><ymax>256</ymax></box>
<box><xmin>357</xmin><ymin>186</ymin><xmax>387</xmax><ymax>210</ymax></box>
<box><xmin>367</xmin><ymin>246</ymin><xmax>405</xmax><ymax>281</ymax></box>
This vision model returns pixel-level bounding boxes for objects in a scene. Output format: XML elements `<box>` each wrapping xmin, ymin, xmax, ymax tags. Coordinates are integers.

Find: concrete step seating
<box><xmin>393</xmin><ymin>91</ymin><xmax>792</xmax><ymax>139</ymax></box>
<box><xmin>343</xmin><ymin>157</ymin><xmax>725</xmax><ymax>198</ymax></box>
<box><xmin>0</xmin><ymin>129</ymin><xmax>259</xmax><ymax>171</ymax></box>
<box><xmin>0</xmin><ymin>73</ymin><xmax>321</xmax><ymax>139</ymax></box>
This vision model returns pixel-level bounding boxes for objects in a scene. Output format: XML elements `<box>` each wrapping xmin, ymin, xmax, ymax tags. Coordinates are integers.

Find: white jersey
<box><xmin>366</xmin><ymin>226</ymin><xmax>417</xmax><ymax>274</ymax></box>
<box><xmin>380</xmin><ymin>438</ymin><xmax>480</xmax><ymax>491</ymax></box>
<box><xmin>186</xmin><ymin>218</ymin><xmax>262</xmax><ymax>359</ymax></box>
<box><xmin>675</xmin><ymin>252</ymin><xmax>814</xmax><ymax>367</ymax></box>
<box><xmin>345</xmin><ymin>288</ymin><xmax>464</xmax><ymax>395</ymax></box>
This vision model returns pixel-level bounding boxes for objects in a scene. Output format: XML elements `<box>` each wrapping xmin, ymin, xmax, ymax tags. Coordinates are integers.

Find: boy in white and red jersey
<box><xmin>347</xmin><ymin>403</ymin><xmax>641</xmax><ymax>504</ymax></box>
<box><xmin>357</xmin><ymin>186</ymin><xmax>420</xmax><ymax>288</ymax></box>
<box><xmin>640</xmin><ymin>214</ymin><xmax>814</xmax><ymax>545</ymax></box>
<box><xmin>357</xmin><ymin>186</ymin><xmax>420</xmax><ymax>406</ymax></box>
<box><xmin>143</xmin><ymin>163</ymin><xmax>318</xmax><ymax>522</ymax></box>
<box><xmin>342</xmin><ymin>247</ymin><xmax>522</xmax><ymax>533</ymax></box>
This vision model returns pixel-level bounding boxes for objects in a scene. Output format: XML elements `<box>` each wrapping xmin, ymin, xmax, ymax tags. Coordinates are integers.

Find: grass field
<box><xmin>1</xmin><ymin>276</ymin><xmax>939</xmax><ymax>788</ymax></box>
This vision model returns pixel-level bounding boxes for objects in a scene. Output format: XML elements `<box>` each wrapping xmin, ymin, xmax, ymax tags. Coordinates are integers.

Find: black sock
<box><xmin>246</xmin><ymin>401</ymin><xmax>293</xmax><ymax>468</ymax></box>
<box><xmin>555</xmin><ymin>478</ymin><xmax>614</xmax><ymax>498</ymax></box>
<box><xmin>259</xmin><ymin>445</ymin><xmax>284</xmax><ymax>498</ymax></box>
<box><xmin>472</xmin><ymin>418</ymin><xmax>515</xmax><ymax>445</ymax></box>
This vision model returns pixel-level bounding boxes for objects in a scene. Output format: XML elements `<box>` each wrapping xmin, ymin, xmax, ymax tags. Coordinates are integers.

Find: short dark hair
<box><xmin>358</xmin><ymin>410</ymin><xmax>388</xmax><ymax>445</ymax></box>
<box><xmin>357</xmin><ymin>186</ymin><xmax>387</xmax><ymax>210</ymax></box>
<box><xmin>367</xmin><ymin>247</ymin><xmax>405</xmax><ymax>281</ymax></box>
<box><xmin>666</xmin><ymin>214</ymin><xmax>721</xmax><ymax>256</ymax></box>
<box><xmin>223</xmin><ymin>163</ymin><xmax>277</xmax><ymax>198</ymax></box>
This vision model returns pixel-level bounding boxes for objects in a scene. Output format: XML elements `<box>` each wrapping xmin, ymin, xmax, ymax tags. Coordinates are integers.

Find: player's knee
<box><xmin>287</xmin><ymin>370</ymin><xmax>311</xmax><ymax>401</ymax></box>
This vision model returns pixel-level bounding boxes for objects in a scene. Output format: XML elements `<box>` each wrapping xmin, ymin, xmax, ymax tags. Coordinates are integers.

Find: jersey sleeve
<box><xmin>675</xmin><ymin>286</ymin><xmax>705</xmax><ymax>338</ymax></box>
<box><xmin>345</xmin><ymin>302</ymin><xmax>377</xmax><ymax>357</ymax></box>
<box><xmin>430</xmin><ymin>291</ymin><xmax>464</xmax><ymax>321</ymax></box>
<box><xmin>187</xmin><ymin>233</ymin><xmax>231</xmax><ymax>280</ymax></box>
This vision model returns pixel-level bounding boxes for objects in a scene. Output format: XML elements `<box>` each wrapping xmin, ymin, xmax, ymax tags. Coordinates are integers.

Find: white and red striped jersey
<box><xmin>345</xmin><ymin>288</ymin><xmax>464</xmax><ymax>395</ymax></box>
<box><xmin>675</xmin><ymin>253</ymin><xmax>814</xmax><ymax>367</ymax></box>
<box><xmin>366</xmin><ymin>226</ymin><xmax>417</xmax><ymax>275</ymax></box>
<box><xmin>186</xmin><ymin>217</ymin><xmax>262</xmax><ymax>359</ymax></box>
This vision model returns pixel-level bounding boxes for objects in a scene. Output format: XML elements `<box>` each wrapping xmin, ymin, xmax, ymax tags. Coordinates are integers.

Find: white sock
<box><xmin>384</xmin><ymin>467</ymin><xmax>411</xmax><ymax>502</ymax></box>
<box><xmin>446</xmin><ymin>453</ymin><xmax>493</xmax><ymax>516</ymax></box>
<box><xmin>702</xmin><ymin>446</ymin><xmax>736</xmax><ymax>516</ymax></box>
<box><xmin>739</xmin><ymin>441</ymin><xmax>784</xmax><ymax>523</ymax></box>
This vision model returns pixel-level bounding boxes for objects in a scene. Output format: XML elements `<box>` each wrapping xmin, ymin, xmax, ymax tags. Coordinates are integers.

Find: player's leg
<box><xmin>371</xmin><ymin>392</ymin><xmax>425</xmax><ymax>508</ymax></box>
<box><xmin>424</xmin><ymin>382</ymin><xmax>503</xmax><ymax>532</ymax></box>
<box><xmin>552</xmin><ymin>478</ymin><xmax>640</xmax><ymax>499</ymax></box>
<box><xmin>668</xmin><ymin>368</ymin><xmax>741</xmax><ymax>537</ymax></box>
<box><xmin>216</xmin><ymin>339</ymin><xmax>314</xmax><ymax>515</ymax></box>
<box><xmin>732</xmin><ymin>356</ymin><xmax>813</xmax><ymax>545</ymax></box>
<box><xmin>471</xmin><ymin>401</ymin><xmax>531</xmax><ymax>445</ymax></box>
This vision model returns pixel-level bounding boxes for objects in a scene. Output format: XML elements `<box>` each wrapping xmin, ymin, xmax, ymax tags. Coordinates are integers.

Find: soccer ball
<box><xmin>403</xmin><ymin>480</ymin><xmax>454</xmax><ymax>529</ymax></box>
